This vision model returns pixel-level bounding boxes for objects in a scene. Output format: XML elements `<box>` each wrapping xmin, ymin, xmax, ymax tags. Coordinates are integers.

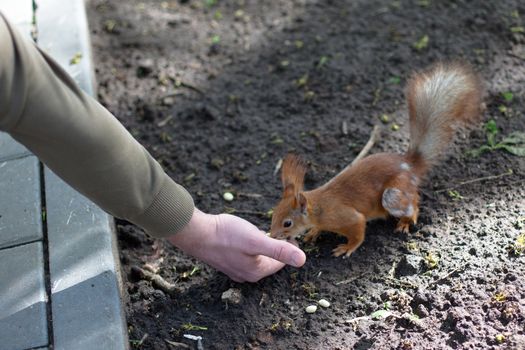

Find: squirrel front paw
<box><xmin>303</xmin><ymin>228</ymin><xmax>321</xmax><ymax>243</ymax></box>
<box><xmin>332</xmin><ymin>243</ymin><xmax>358</xmax><ymax>258</ymax></box>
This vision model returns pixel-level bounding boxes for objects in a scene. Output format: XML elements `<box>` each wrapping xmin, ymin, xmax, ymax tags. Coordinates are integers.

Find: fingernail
<box><xmin>291</xmin><ymin>251</ymin><xmax>303</xmax><ymax>267</ymax></box>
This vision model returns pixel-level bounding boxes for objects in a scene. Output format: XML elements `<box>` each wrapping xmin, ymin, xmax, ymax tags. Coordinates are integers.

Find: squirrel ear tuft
<box><xmin>281</xmin><ymin>154</ymin><xmax>307</xmax><ymax>196</ymax></box>
<box><xmin>297</xmin><ymin>192</ymin><xmax>308</xmax><ymax>214</ymax></box>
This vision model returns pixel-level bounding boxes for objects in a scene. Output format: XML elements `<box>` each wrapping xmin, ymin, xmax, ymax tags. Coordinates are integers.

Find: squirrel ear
<box><xmin>297</xmin><ymin>192</ymin><xmax>308</xmax><ymax>214</ymax></box>
<box><xmin>283</xmin><ymin>183</ymin><xmax>296</xmax><ymax>198</ymax></box>
<box><xmin>281</xmin><ymin>154</ymin><xmax>307</xmax><ymax>197</ymax></box>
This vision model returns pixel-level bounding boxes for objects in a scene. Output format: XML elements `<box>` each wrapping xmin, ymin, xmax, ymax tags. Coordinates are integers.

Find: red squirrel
<box><xmin>269</xmin><ymin>62</ymin><xmax>482</xmax><ymax>257</ymax></box>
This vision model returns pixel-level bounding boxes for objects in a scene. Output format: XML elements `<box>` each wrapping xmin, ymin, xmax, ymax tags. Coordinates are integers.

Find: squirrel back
<box><xmin>406</xmin><ymin>63</ymin><xmax>482</xmax><ymax>171</ymax></box>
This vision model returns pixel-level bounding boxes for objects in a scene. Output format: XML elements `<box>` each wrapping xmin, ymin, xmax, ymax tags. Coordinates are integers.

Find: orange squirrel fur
<box><xmin>269</xmin><ymin>62</ymin><xmax>483</xmax><ymax>257</ymax></box>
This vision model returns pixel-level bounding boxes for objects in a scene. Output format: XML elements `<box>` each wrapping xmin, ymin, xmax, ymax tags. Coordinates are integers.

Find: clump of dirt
<box><xmin>88</xmin><ymin>0</ymin><xmax>525</xmax><ymax>349</ymax></box>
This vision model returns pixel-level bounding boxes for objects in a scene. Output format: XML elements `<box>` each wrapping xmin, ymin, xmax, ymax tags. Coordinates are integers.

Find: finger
<box><xmin>249</xmin><ymin>235</ymin><xmax>306</xmax><ymax>268</ymax></box>
<box><xmin>239</xmin><ymin>256</ymin><xmax>285</xmax><ymax>283</ymax></box>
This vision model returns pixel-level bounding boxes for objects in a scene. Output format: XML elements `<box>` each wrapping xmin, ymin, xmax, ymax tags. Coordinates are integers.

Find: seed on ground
<box><xmin>305</xmin><ymin>305</ymin><xmax>317</xmax><ymax>313</ymax></box>
<box><xmin>223</xmin><ymin>192</ymin><xmax>234</xmax><ymax>201</ymax></box>
<box><xmin>318</xmin><ymin>299</ymin><xmax>330</xmax><ymax>308</ymax></box>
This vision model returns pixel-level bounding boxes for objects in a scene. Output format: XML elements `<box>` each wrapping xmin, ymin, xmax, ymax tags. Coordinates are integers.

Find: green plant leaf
<box><xmin>467</xmin><ymin>145</ymin><xmax>492</xmax><ymax>158</ymax></box>
<box><xmin>485</xmin><ymin>120</ymin><xmax>498</xmax><ymax>146</ymax></box>
<box><xmin>485</xmin><ymin>119</ymin><xmax>498</xmax><ymax>134</ymax></box>
<box><xmin>413</xmin><ymin>35</ymin><xmax>429</xmax><ymax>51</ymax></box>
<box><xmin>501</xmin><ymin>132</ymin><xmax>525</xmax><ymax>145</ymax></box>
<box><xmin>371</xmin><ymin>309</ymin><xmax>392</xmax><ymax>320</ymax></box>
<box><xmin>500</xmin><ymin>145</ymin><xmax>525</xmax><ymax>157</ymax></box>
<box><xmin>502</xmin><ymin>92</ymin><xmax>514</xmax><ymax>103</ymax></box>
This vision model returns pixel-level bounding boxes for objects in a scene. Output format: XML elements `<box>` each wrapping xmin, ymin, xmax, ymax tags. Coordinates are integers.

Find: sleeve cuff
<box><xmin>131</xmin><ymin>175</ymin><xmax>195</xmax><ymax>238</ymax></box>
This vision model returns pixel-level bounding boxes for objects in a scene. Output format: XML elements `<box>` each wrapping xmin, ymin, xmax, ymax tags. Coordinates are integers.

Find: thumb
<box><xmin>253</xmin><ymin>235</ymin><xmax>306</xmax><ymax>267</ymax></box>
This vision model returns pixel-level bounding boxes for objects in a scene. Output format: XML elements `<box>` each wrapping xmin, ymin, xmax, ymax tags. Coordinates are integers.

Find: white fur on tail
<box><xmin>406</xmin><ymin>63</ymin><xmax>481</xmax><ymax>166</ymax></box>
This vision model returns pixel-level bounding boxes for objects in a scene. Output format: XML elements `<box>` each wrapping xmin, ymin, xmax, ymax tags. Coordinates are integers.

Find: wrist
<box><xmin>166</xmin><ymin>208</ymin><xmax>217</xmax><ymax>251</ymax></box>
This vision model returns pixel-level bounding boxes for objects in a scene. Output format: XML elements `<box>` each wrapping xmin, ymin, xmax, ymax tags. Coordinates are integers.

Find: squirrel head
<box><xmin>270</xmin><ymin>154</ymin><xmax>311</xmax><ymax>241</ymax></box>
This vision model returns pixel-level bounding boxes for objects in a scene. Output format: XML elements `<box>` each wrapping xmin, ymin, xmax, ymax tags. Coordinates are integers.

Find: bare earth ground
<box><xmin>87</xmin><ymin>1</ymin><xmax>525</xmax><ymax>349</ymax></box>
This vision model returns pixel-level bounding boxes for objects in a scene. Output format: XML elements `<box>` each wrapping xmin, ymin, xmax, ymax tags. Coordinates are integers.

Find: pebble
<box><xmin>318</xmin><ymin>299</ymin><xmax>330</xmax><ymax>308</ymax></box>
<box><xmin>221</xmin><ymin>288</ymin><xmax>242</xmax><ymax>305</ymax></box>
<box><xmin>223</xmin><ymin>192</ymin><xmax>234</xmax><ymax>201</ymax></box>
<box><xmin>305</xmin><ymin>305</ymin><xmax>317</xmax><ymax>313</ymax></box>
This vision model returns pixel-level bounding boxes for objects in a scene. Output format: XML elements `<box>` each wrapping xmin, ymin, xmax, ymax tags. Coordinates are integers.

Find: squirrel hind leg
<box><xmin>382</xmin><ymin>188</ymin><xmax>420</xmax><ymax>234</ymax></box>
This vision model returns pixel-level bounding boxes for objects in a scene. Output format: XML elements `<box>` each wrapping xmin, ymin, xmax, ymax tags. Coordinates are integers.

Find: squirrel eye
<box><xmin>283</xmin><ymin>219</ymin><xmax>293</xmax><ymax>228</ymax></box>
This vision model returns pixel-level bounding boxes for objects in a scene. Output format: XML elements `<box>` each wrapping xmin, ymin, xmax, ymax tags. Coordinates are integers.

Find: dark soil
<box><xmin>87</xmin><ymin>0</ymin><xmax>525</xmax><ymax>349</ymax></box>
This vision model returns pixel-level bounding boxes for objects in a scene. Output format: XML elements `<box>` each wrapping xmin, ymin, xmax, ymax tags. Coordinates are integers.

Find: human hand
<box><xmin>167</xmin><ymin>208</ymin><xmax>306</xmax><ymax>282</ymax></box>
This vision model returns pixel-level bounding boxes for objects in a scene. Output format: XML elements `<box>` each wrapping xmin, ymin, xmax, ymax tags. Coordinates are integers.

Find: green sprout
<box><xmin>182</xmin><ymin>323</ymin><xmax>208</xmax><ymax>331</ymax></box>
<box><xmin>317</xmin><ymin>56</ymin><xmax>328</xmax><ymax>68</ymax></box>
<box><xmin>380</xmin><ymin>114</ymin><xmax>390</xmax><ymax>123</ymax></box>
<box><xmin>388</xmin><ymin>76</ymin><xmax>401</xmax><ymax>85</ymax></box>
<box><xmin>469</xmin><ymin>120</ymin><xmax>525</xmax><ymax>157</ymax></box>
<box><xmin>447</xmin><ymin>190</ymin><xmax>464</xmax><ymax>201</ymax></box>
<box><xmin>413</xmin><ymin>35</ymin><xmax>429</xmax><ymax>51</ymax></box>
<box><xmin>69</xmin><ymin>52</ymin><xmax>82</xmax><ymax>65</ymax></box>
<box><xmin>295</xmin><ymin>74</ymin><xmax>308</xmax><ymax>87</ymax></box>
<box><xmin>211</xmin><ymin>35</ymin><xmax>221</xmax><ymax>44</ymax></box>
<box><xmin>502</xmin><ymin>91</ymin><xmax>514</xmax><ymax>103</ymax></box>
<box><xmin>370</xmin><ymin>309</ymin><xmax>392</xmax><ymax>320</ymax></box>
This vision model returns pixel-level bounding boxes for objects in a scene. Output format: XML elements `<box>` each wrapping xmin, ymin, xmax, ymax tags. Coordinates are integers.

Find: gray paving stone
<box><xmin>0</xmin><ymin>0</ymin><xmax>34</xmax><ymax>39</ymax></box>
<box><xmin>0</xmin><ymin>132</ymin><xmax>31</xmax><ymax>162</ymax></box>
<box><xmin>45</xmin><ymin>168</ymin><xmax>127</xmax><ymax>350</ymax></box>
<box><xmin>37</xmin><ymin>0</ymin><xmax>95</xmax><ymax>96</ymax></box>
<box><xmin>0</xmin><ymin>242</ymin><xmax>48</xmax><ymax>350</ymax></box>
<box><xmin>0</xmin><ymin>156</ymin><xmax>42</xmax><ymax>249</ymax></box>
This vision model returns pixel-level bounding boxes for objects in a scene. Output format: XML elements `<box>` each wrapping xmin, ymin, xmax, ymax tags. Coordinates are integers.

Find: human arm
<box><xmin>0</xmin><ymin>12</ymin><xmax>305</xmax><ymax>281</ymax></box>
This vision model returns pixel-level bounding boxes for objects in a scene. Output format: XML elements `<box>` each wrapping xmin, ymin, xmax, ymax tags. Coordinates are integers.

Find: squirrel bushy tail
<box><xmin>405</xmin><ymin>62</ymin><xmax>482</xmax><ymax>172</ymax></box>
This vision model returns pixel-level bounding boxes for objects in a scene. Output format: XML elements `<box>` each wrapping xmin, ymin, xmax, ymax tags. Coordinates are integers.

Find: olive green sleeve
<box><xmin>0</xmin><ymin>13</ymin><xmax>194</xmax><ymax>237</ymax></box>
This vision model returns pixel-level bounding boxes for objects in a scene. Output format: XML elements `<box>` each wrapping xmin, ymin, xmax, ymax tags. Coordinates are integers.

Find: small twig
<box><xmin>133</xmin><ymin>333</ymin><xmax>148</xmax><ymax>347</ymax></box>
<box><xmin>273</xmin><ymin>158</ymin><xmax>283</xmax><ymax>176</ymax></box>
<box><xmin>165</xmin><ymin>339</ymin><xmax>190</xmax><ymax>349</ymax></box>
<box><xmin>183</xmin><ymin>335</ymin><xmax>204</xmax><ymax>350</ymax></box>
<box><xmin>434</xmin><ymin>169</ymin><xmax>514</xmax><ymax>194</ymax></box>
<box><xmin>344</xmin><ymin>315</ymin><xmax>371</xmax><ymax>325</ymax></box>
<box><xmin>237</xmin><ymin>192</ymin><xmax>263</xmax><ymax>199</ymax></box>
<box><xmin>335</xmin><ymin>272</ymin><xmax>368</xmax><ymax>285</ymax></box>
<box><xmin>370</xmin><ymin>275</ymin><xmax>418</xmax><ymax>289</ymax></box>
<box><xmin>179</xmin><ymin>81</ymin><xmax>205</xmax><ymax>95</ymax></box>
<box><xmin>508</xmin><ymin>52</ymin><xmax>525</xmax><ymax>61</ymax></box>
<box><xmin>131</xmin><ymin>266</ymin><xmax>179</xmax><ymax>295</ymax></box>
<box><xmin>341</xmin><ymin>120</ymin><xmax>349</xmax><ymax>135</ymax></box>
<box><xmin>157</xmin><ymin>115</ymin><xmax>174</xmax><ymax>127</ymax></box>
<box><xmin>351</xmin><ymin>125</ymin><xmax>381</xmax><ymax>166</ymax></box>
<box><xmin>425</xmin><ymin>264</ymin><xmax>469</xmax><ymax>289</ymax></box>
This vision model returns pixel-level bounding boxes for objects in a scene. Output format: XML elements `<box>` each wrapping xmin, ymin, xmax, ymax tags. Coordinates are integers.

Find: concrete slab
<box><xmin>0</xmin><ymin>156</ymin><xmax>42</xmax><ymax>249</ymax></box>
<box><xmin>0</xmin><ymin>132</ymin><xmax>31</xmax><ymax>162</ymax></box>
<box><xmin>0</xmin><ymin>0</ymin><xmax>34</xmax><ymax>41</ymax></box>
<box><xmin>0</xmin><ymin>242</ymin><xmax>48</xmax><ymax>350</ymax></box>
<box><xmin>45</xmin><ymin>169</ymin><xmax>127</xmax><ymax>350</ymax></box>
<box><xmin>37</xmin><ymin>0</ymin><xmax>95</xmax><ymax>96</ymax></box>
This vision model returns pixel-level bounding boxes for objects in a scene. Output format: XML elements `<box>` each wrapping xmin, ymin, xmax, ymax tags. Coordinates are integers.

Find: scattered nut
<box><xmin>318</xmin><ymin>299</ymin><xmax>330</xmax><ymax>308</ymax></box>
<box><xmin>223</xmin><ymin>192</ymin><xmax>234</xmax><ymax>201</ymax></box>
<box><xmin>305</xmin><ymin>305</ymin><xmax>317</xmax><ymax>313</ymax></box>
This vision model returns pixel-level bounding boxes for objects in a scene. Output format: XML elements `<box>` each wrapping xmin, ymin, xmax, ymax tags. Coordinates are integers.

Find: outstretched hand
<box><xmin>167</xmin><ymin>208</ymin><xmax>306</xmax><ymax>282</ymax></box>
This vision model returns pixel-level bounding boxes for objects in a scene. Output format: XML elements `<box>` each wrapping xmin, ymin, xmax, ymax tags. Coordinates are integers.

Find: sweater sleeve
<box><xmin>0</xmin><ymin>13</ymin><xmax>194</xmax><ymax>238</ymax></box>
